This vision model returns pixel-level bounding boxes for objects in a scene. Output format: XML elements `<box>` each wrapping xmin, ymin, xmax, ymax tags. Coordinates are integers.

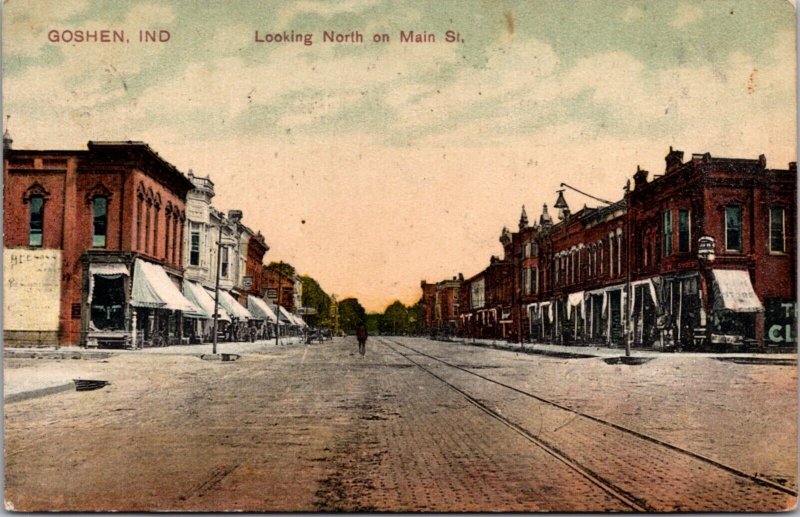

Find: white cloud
<box><xmin>670</xmin><ymin>4</ymin><xmax>704</xmax><ymax>28</ymax></box>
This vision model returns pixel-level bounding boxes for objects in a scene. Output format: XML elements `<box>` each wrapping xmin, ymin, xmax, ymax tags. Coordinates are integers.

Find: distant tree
<box><xmin>300</xmin><ymin>275</ymin><xmax>331</xmax><ymax>328</ymax></box>
<box><xmin>365</xmin><ymin>313</ymin><xmax>382</xmax><ymax>335</ymax></box>
<box><xmin>381</xmin><ymin>300</ymin><xmax>410</xmax><ymax>335</ymax></box>
<box><xmin>407</xmin><ymin>298</ymin><xmax>424</xmax><ymax>335</ymax></box>
<box><xmin>338</xmin><ymin>298</ymin><xmax>366</xmax><ymax>334</ymax></box>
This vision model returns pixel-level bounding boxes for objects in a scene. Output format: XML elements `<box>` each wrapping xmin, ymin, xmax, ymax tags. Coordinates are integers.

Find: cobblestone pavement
<box><xmin>4</xmin><ymin>337</ymin><xmax>796</xmax><ymax>511</ymax></box>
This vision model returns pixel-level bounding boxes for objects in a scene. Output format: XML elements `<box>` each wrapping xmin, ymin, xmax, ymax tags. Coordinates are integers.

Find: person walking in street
<box><xmin>356</xmin><ymin>322</ymin><xmax>368</xmax><ymax>356</ymax></box>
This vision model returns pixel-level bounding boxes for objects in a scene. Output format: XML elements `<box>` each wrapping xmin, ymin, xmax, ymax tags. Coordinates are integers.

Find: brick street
<box><xmin>4</xmin><ymin>337</ymin><xmax>796</xmax><ymax>511</ymax></box>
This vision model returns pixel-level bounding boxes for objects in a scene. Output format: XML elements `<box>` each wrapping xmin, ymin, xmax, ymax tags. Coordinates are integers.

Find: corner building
<box><xmin>507</xmin><ymin>149</ymin><xmax>795</xmax><ymax>350</ymax></box>
<box><xmin>4</xmin><ymin>140</ymin><xmax>196</xmax><ymax>347</ymax></box>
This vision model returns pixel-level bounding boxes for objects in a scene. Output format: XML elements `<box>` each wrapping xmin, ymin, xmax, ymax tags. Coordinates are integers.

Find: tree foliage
<box><xmin>266</xmin><ymin>261</ymin><xmax>296</xmax><ymax>278</ymax></box>
<box><xmin>300</xmin><ymin>275</ymin><xmax>331</xmax><ymax>328</ymax></box>
<box><xmin>338</xmin><ymin>298</ymin><xmax>366</xmax><ymax>334</ymax></box>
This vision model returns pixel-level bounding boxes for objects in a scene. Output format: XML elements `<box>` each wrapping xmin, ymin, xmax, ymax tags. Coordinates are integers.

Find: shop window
<box><xmin>190</xmin><ymin>230</ymin><xmax>201</xmax><ymax>266</ymax></box>
<box><xmin>678</xmin><ymin>209</ymin><xmax>691</xmax><ymax>253</ymax></box>
<box><xmin>91</xmin><ymin>276</ymin><xmax>126</xmax><ymax>330</ymax></box>
<box><xmin>725</xmin><ymin>206</ymin><xmax>742</xmax><ymax>252</ymax></box>
<box><xmin>662</xmin><ymin>210</ymin><xmax>673</xmax><ymax>257</ymax></box>
<box><xmin>29</xmin><ymin>195</ymin><xmax>44</xmax><ymax>247</ymax></box>
<box><xmin>92</xmin><ymin>196</ymin><xmax>108</xmax><ymax>248</ymax></box>
<box><xmin>770</xmin><ymin>207</ymin><xmax>785</xmax><ymax>253</ymax></box>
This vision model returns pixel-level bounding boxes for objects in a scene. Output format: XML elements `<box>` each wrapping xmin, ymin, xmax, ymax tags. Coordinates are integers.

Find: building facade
<box><xmin>428</xmin><ymin>148</ymin><xmax>796</xmax><ymax>350</ymax></box>
<box><xmin>420</xmin><ymin>275</ymin><xmax>462</xmax><ymax>336</ymax></box>
<box><xmin>4</xmin><ymin>140</ymin><xmax>195</xmax><ymax>347</ymax></box>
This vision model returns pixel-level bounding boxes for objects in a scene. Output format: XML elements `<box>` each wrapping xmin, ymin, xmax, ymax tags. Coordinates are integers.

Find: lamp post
<box><xmin>275</xmin><ymin>262</ymin><xmax>282</xmax><ymax>347</ymax></box>
<box><xmin>211</xmin><ymin>229</ymin><xmax>236</xmax><ymax>355</ymax></box>
<box><xmin>211</xmin><ymin>230</ymin><xmax>224</xmax><ymax>355</ymax></box>
<box><xmin>624</xmin><ymin>179</ymin><xmax>632</xmax><ymax>357</ymax></box>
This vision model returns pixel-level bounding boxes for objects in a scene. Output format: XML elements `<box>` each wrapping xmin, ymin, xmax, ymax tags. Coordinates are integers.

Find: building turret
<box><xmin>519</xmin><ymin>205</ymin><xmax>528</xmax><ymax>230</ymax></box>
<box><xmin>3</xmin><ymin>129</ymin><xmax>12</xmax><ymax>151</ymax></box>
<box><xmin>539</xmin><ymin>203</ymin><xmax>553</xmax><ymax>228</ymax></box>
<box><xmin>665</xmin><ymin>146</ymin><xmax>684</xmax><ymax>173</ymax></box>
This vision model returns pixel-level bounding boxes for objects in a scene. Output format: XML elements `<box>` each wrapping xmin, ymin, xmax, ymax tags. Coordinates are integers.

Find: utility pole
<box><xmin>275</xmin><ymin>262</ymin><xmax>282</xmax><ymax>347</ymax></box>
<box><xmin>624</xmin><ymin>179</ymin><xmax>632</xmax><ymax>357</ymax></box>
<box><xmin>211</xmin><ymin>229</ymin><xmax>224</xmax><ymax>355</ymax></box>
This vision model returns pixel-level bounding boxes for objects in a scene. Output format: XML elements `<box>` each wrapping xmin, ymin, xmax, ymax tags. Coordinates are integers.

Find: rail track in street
<box><xmin>383</xmin><ymin>338</ymin><xmax>797</xmax><ymax>512</ymax></box>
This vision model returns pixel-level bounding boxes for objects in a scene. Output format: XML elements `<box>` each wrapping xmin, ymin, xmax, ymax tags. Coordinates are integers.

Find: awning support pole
<box><xmin>212</xmin><ymin>231</ymin><xmax>224</xmax><ymax>355</ymax></box>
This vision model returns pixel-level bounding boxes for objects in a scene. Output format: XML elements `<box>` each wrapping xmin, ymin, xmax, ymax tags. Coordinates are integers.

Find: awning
<box><xmin>711</xmin><ymin>269</ymin><xmax>764</xmax><ymax>313</ymax></box>
<box><xmin>275</xmin><ymin>304</ymin><xmax>293</xmax><ymax>325</ymax></box>
<box><xmin>131</xmin><ymin>259</ymin><xmax>200</xmax><ymax>313</ymax></box>
<box><xmin>88</xmin><ymin>263</ymin><xmax>129</xmax><ymax>306</ymax></box>
<box><xmin>216</xmin><ymin>289</ymin><xmax>252</xmax><ymax>320</ymax></box>
<box><xmin>630</xmin><ymin>279</ymin><xmax>660</xmax><ymax>314</ymax></box>
<box><xmin>247</xmin><ymin>295</ymin><xmax>277</xmax><ymax>322</ymax></box>
<box><xmin>183</xmin><ymin>281</ymin><xmax>231</xmax><ymax>321</ymax></box>
<box><xmin>568</xmin><ymin>291</ymin><xmax>585</xmax><ymax>317</ymax></box>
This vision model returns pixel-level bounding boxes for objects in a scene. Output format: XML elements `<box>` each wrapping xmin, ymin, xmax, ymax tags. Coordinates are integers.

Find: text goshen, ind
<box><xmin>254</xmin><ymin>30</ymin><xmax>465</xmax><ymax>45</ymax></box>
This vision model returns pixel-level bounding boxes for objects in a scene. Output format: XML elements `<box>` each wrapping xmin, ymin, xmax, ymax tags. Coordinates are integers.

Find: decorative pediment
<box><xmin>84</xmin><ymin>181</ymin><xmax>113</xmax><ymax>205</ymax></box>
<box><xmin>22</xmin><ymin>182</ymin><xmax>51</xmax><ymax>204</ymax></box>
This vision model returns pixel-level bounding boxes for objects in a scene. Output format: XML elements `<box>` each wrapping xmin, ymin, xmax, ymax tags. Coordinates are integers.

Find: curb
<box><xmin>5</xmin><ymin>382</ymin><xmax>76</xmax><ymax>403</ymax></box>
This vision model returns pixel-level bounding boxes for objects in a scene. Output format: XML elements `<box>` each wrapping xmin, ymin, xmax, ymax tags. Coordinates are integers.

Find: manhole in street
<box><xmin>73</xmin><ymin>379</ymin><xmax>110</xmax><ymax>391</ymax></box>
<box><xmin>603</xmin><ymin>356</ymin><xmax>653</xmax><ymax>365</ymax></box>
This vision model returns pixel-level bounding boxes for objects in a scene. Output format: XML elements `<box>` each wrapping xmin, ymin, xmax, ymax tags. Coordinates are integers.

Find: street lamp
<box><xmin>211</xmin><ymin>230</ymin><xmax>236</xmax><ymax>355</ymax></box>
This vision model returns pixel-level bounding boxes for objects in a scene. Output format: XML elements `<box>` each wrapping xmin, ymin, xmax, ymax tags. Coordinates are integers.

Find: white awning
<box><xmin>183</xmin><ymin>281</ymin><xmax>231</xmax><ymax>321</ymax></box>
<box><xmin>711</xmin><ymin>269</ymin><xmax>764</xmax><ymax>313</ymax></box>
<box><xmin>248</xmin><ymin>295</ymin><xmax>277</xmax><ymax>322</ymax></box>
<box><xmin>216</xmin><ymin>289</ymin><xmax>251</xmax><ymax>320</ymax></box>
<box><xmin>131</xmin><ymin>259</ymin><xmax>199</xmax><ymax>313</ymax></box>
<box><xmin>568</xmin><ymin>291</ymin><xmax>585</xmax><ymax>318</ymax></box>
<box><xmin>88</xmin><ymin>263</ymin><xmax>129</xmax><ymax>306</ymax></box>
<box><xmin>631</xmin><ymin>279</ymin><xmax>660</xmax><ymax>314</ymax></box>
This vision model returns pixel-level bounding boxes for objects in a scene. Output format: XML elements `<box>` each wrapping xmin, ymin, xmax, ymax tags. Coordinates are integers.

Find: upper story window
<box><xmin>678</xmin><ymin>209</ymin><xmax>691</xmax><ymax>253</ymax></box>
<box><xmin>662</xmin><ymin>210</ymin><xmax>673</xmax><ymax>257</ymax></box>
<box><xmin>92</xmin><ymin>196</ymin><xmax>108</xmax><ymax>248</ymax></box>
<box><xmin>29</xmin><ymin>195</ymin><xmax>44</xmax><ymax>247</ymax></box>
<box><xmin>220</xmin><ymin>245</ymin><xmax>229</xmax><ymax>278</ymax></box>
<box><xmin>770</xmin><ymin>207</ymin><xmax>785</xmax><ymax>253</ymax></box>
<box><xmin>725</xmin><ymin>205</ymin><xmax>742</xmax><ymax>252</ymax></box>
<box><xmin>190</xmin><ymin>228</ymin><xmax>201</xmax><ymax>266</ymax></box>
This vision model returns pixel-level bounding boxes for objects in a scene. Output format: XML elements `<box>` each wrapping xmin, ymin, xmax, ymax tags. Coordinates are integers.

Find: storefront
<box><xmin>247</xmin><ymin>295</ymin><xmax>278</xmax><ymax>340</ymax></box>
<box><xmin>215</xmin><ymin>289</ymin><xmax>252</xmax><ymax>341</ymax></box>
<box><xmin>182</xmin><ymin>280</ymin><xmax>231</xmax><ymax>343</ymax></box>
<box><xmin>708</xmin><ymin>269</ymin><xmax>763</xmax><ymax>347</ymax></box>
<box><xmin>130</xmin><ymin>259</ymin><xmax>201</xmax><ymax>348</ymax></box>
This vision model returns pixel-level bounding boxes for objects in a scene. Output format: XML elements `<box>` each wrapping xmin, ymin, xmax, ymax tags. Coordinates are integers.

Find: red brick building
<box><xmin>3</xmin><ymin>139</ymin><xmax>195</xmax><ymax>347</ymax></box>
<box><xmin>437</xmin><ymin>148</ymin><xmax>796</xmax><ymax>350</ymax></box>
<box><xmin>263</xmin><ymin>265</ymin><xmax>296</xmax><ymax>312</ymax></box>
<box><xmin>457</xmin><ymin>255</ymin><xmax>514</xmax><ymax>340</ymax></box>
<box><xmin>245</xmin><ymin>231</ymin><xmax>269</xmax><ymax>298</ymax></box>
<box><xmin>420</xmin><ymin>276</ymin><xmax>462</xmax><ymax>336</ymax></box>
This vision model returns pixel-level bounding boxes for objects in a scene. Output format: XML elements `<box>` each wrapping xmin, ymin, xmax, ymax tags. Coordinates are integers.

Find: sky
<box><xmin>3</xmin><ymin>0</ymin><xmax>797</xmax><ymax>312</ymax></box>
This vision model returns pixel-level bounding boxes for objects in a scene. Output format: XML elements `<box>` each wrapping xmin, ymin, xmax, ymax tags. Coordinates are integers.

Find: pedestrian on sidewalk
<box><xmin>356</xmin><ymin>322</ymin><xmax>368</xmax><ymax>356</ymax></box>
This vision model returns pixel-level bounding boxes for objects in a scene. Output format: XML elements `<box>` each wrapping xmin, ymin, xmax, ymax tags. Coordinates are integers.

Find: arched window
<box><xmin>92</xmin><ymin>196</ymin><xmax>108</xmax><ymax>248</ymax></box>
<box><xmin>29</xmin><ymin>195</ymin><xmax>44</xmax><ymax>247</ymax></box>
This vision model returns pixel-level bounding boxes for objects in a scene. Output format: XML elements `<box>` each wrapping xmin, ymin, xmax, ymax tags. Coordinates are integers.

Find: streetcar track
<box><xmin>384</xmin><ymin>338</ymin><xmax>797</xmax><ymax>500</ymax></box>
<box><xmin>383</xmin><ymin>339</ymin><xmax>650</xmax><ymax>511</ymax></box>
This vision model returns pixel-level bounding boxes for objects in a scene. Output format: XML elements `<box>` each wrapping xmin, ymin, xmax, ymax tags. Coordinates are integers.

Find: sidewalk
<box><xmin>441</xmin><ymin>337</ymin><xmax>797</xmax><ymax>361</ymax></box>
<box><xmin>4</xmin><ymin>336</ymin><xmax>315</xmax><ymax>403</ymax></box>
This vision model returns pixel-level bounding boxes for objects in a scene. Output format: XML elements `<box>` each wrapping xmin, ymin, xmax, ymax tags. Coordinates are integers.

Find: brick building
<box><xmin>510</xmin><ymin>149</ymin><xmax>796</xmax><ymax>349</ymax></box>
<box><xmin>433</xmin><ymin>148</ymin><xmax>796</xmax><ymax>350</ymax></box>
<box><xmin>3</xmin><ymin>139</ymin><xmax>196</xmax><ymax>347</ymax></box>
<box><xmin>457</xmin><ymin>255</ymin><xmax>514</xmax><ymax>340</ymax></box>
<box><xmin>420</xmin><ymin>275</ymin><xmax>462</xmax><ymax>336</ymax></box>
